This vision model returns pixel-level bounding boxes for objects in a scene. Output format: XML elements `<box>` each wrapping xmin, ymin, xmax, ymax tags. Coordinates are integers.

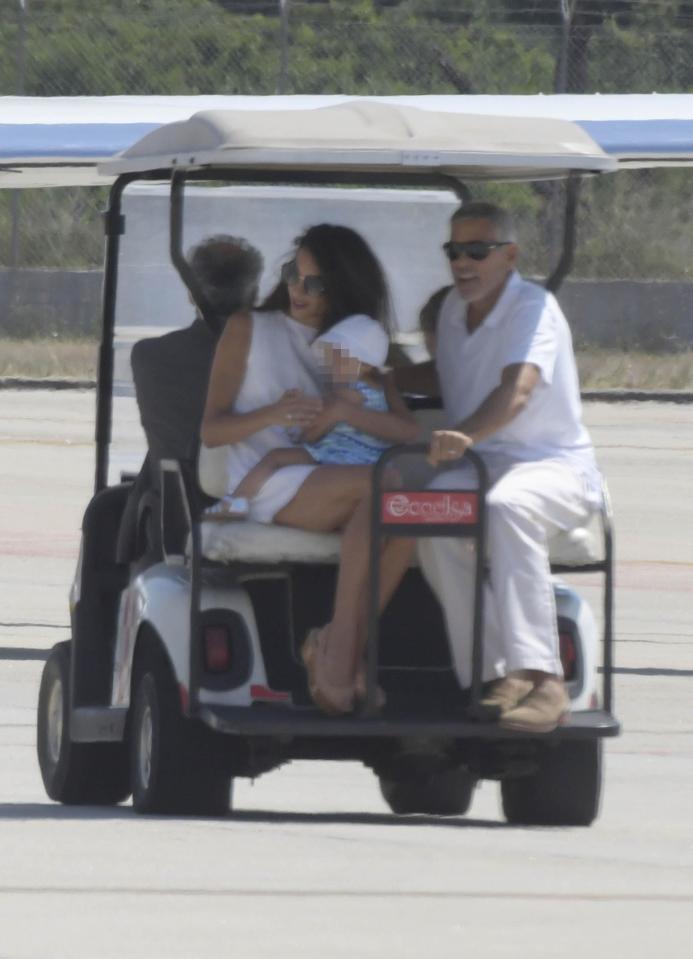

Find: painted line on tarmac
<box><xmin>0</xmin><ymin>535</ymin><xmax>79</xmax><ymax>560</ymax></box>
<box><xmin>616</xmin><ymin>635</ymin><xmax>693</xmax><ymax>643</ymax></box>
<box><xmin>583</xmin><ymin>389</ymin><xmax>693</xmax><ymax>404</ymax></box>
<box><xmin>603</xmin><ymin>666</ymin><xmax>693</xmax><ymax>677</ymax></box>
<box><xmin>0</xmin><ymin>647</ymin><xmax>51</xmax><ymax>662</ymax></box>
<box><xmin>1</xmin><ymin>378</ymin><xmax>693</xmax><ymax>403</ymax></box>
<box><xmin>0</xmin><ymin>378</ymin><xmax>95</xmax><ymax>391</ymax></box>
<box><xmin>0</xmin><ymin>436</ymin><xmax>93</xmax><ymax>447</ymax></box>
<box><xmin>0</xmin><ymin>886</ymin><xmax>690</xmax><ymax>902</ymax></box>
<box><xmin>596</xmin><ymin>444</ymin><xmax>693</xmax><ymax>452</ymax></box>
<box><xmin>0</xmin><ymin>622</ymin><xmax>68</xmax><ymax>629</ymax></box>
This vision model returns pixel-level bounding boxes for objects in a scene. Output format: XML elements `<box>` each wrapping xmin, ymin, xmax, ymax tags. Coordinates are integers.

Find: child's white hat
<box><xmin>314</xmin><ymin>314</ymin><xmax>389</xmax><ymax>368</ymax></box>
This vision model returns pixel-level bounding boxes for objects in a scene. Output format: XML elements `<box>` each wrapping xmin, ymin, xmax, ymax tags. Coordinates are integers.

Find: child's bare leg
<box><xmin>234</xmin><ymin>459</ymin><xmax>278</xmax><ymax>499</ymax></box>
<box><xmin>234</xmin><ymin>447</ymin><xmax>316</xmax><ymax>499</ymax></box>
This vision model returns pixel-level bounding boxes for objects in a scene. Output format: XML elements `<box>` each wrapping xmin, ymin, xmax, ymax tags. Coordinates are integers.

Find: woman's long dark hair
<box><xmin>258</xmin><ymin>224</ymin><xmax>390</xmax><ymax>334</ymax></box>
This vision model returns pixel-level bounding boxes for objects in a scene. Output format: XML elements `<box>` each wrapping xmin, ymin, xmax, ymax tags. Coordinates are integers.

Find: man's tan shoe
<box><xmin>480</xmin><ymin>675</ymin><xmax>534</xmax><ymax>718</ymax></box>
<box><xmin>499</xmin><ymin>676</ymin><xmax>570</xmax><ymax>733</ymax></box>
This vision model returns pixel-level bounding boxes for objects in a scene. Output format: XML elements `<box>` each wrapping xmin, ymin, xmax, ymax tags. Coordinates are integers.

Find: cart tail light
<box><xmin>559</xmin><ymin>629</ymin><xmax>577</xmax><ymax>681</ymax></box>
<box><xmin>203</xmin><ymin>625</ymin><xmax>232</xmax><ymax>673</ymax></box>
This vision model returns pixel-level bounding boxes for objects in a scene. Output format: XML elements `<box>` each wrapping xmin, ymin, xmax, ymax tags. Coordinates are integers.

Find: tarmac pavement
<box><xmin>0</xmin><ymin>391</ymin><xmax>691</xmax><ymax>959</ymax></box>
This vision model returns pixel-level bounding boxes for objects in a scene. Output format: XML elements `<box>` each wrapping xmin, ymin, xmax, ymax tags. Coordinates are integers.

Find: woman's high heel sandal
<box><xmin>300</xmin><ymin>628</ymin><xmax>321</xmax><ymax>674</ymax></box>
<box><xmin>302</xmin><ymin>627</ymin><xmax>355</xmax><ymax>716</ymax></box>
<box><xmin>303</xmin><ymin>631</ymin><xmax>385</xmax><ymax>712</ymax></box>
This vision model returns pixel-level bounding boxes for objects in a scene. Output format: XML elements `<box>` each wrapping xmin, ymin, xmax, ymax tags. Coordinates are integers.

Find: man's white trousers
<box><xmin>418</xmin><ymin>458</ymin><xmax>593</xmax><ymax>687</ymax></box>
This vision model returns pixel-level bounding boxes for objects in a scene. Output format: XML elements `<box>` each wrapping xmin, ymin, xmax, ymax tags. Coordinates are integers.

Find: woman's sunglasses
<box><xmin>443</xmin><ymin>240</ymin><xmax>511</xmax><ymax>262</ymax></box>
<box><xmin>281</xmin><ymin>260</ymin><xmax>327</xmax><ymax>296</ymax></box>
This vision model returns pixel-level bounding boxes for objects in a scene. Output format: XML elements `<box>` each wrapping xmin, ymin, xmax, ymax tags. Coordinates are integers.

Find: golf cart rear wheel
<box><xmin>130</xmin><ymin>645</ymin><xmax>232</xmax><ymax>816</ymax></box>
<box><xmin>379</xmin><ymin>767</ymin><xmax>477</xmax><ymax>817</ymax></box>
<box><xmin>37</xmin><ymin>641</ymin><xmax>130</xmax><ymax>805</ymax></box>
<box><xmin>501</xmin><ymin>739</ymin><xmax>602</xmax><ymax>826</ymax></box>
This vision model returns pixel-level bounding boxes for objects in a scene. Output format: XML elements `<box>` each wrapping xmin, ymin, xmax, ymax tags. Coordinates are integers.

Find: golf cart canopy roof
<box><xmin>100</xmin><ymin>100</ymin><xmax>614</xmax><ymax>181</ymax></box>
<box><xmin>3</xmin><ymin>93</ymin><xmax>693</xmax><ymax>188</ymax></box>
<box><xmin>417</xmin><ymin>94</ymin><xmax>693</xmax><ymax>168</ymax></box>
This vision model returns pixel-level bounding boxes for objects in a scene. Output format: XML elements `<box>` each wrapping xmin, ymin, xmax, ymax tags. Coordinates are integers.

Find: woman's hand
<box><xmin>299</xmin><ymin>390</ymin><xmax>361</xmax><ymax>443</ymax></box>
<box><xmin>271</xmin><ymin>389</ymin><xmax>323</xmax><ymax>430</ymax></box>
<box><xmin>427</xmin><ymin>429</ymin><xmax>473</xmax><ymax>466</ymax></box>
<box><xmin>334</xmin><ymin>387</ymin><xmax>366</xmax><ymax>408</ymax></box>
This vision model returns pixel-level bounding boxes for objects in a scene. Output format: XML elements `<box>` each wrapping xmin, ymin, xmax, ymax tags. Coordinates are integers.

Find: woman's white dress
<box><xmin>198</xmin><ymin>310</ymin><xmax>321</xmax><ymax>523</ymax></box>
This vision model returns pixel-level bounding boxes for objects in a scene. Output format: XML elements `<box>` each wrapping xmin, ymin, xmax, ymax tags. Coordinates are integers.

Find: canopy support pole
<box><xmin>545</xmin><ymin>174</ymin><xmax>581</xmax><ymax>294</ymax></box>
<box><xmin>94</xmin><ymin>173</ymin><xmax>140</xmax><ymax>493</ymax></box>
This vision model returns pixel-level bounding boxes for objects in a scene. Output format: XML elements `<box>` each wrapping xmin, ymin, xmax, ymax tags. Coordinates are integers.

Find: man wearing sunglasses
<box><xmin>399</xmin><ymin>201</ymin><xmax>601</xmax><ymax>733</ymax></box>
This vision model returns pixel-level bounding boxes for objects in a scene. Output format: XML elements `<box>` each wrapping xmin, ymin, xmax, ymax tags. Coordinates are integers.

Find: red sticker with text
<box><xmin>381</xmin><ymin>491</ymin><xmax>478</xmax><ymax>525</ymax></box>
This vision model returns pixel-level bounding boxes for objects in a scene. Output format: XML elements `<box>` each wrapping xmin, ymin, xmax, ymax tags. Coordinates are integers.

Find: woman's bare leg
<box><xmin>319</xmin><ymin>508</ymin><xmax>416</xmax><ymax>698</ymax></box>
<box><xmin>275</xmin><ymin>467</ymin><xmax>373</xmax><ymax>692</ymax></box>
<box><xmin>275</xmin><ymin>466</ymin><xmax>414</xmax><ymax>707</ymax></box>
<box><xmin>356</xmin><ymin>535</ymin><xmax>417</xmax><ymax>654</ymax></box>
<box><xmin>273</xmin><ymin>464</ymin><xmax>372</xmax><ymax>532</ymax></box>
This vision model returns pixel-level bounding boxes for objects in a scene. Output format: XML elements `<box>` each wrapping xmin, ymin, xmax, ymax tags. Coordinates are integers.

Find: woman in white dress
<box><xmin>201</xmin><ymin>224</ymin><xmax>417</xmax><ymax>715</ymax></box>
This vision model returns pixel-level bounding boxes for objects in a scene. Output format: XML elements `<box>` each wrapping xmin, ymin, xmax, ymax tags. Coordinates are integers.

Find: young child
<box><xmin>207</xmin><ymin>314</ymin><xmax>417</xmax><ymax>518</ymax></box>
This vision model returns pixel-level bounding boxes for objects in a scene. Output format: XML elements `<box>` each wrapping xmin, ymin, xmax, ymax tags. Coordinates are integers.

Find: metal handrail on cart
<box><xmin>365</xmin><ymin>444</ymin><xmax>488</xmax><ymax>717</ymax></box>
<box><xmin>364</xmin><ymin>443</ymin><xmax>615</xmax><ymax>721</ymax></box>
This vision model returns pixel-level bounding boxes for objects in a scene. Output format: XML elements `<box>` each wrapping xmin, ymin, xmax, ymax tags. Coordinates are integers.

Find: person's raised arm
<box><xmin>200</xmin><ymin>313</ymin><xmax>321</xmax><ymax>448</ymax></box>
<box><xmin>427</xmin><ymin>362</ymin><xmax>540</xmax><ymax>465</ymax></box>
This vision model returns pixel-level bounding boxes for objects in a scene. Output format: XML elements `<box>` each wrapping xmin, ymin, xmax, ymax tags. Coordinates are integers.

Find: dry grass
<box><xmin>0</xmin><ymin>338</ymin><xmax>97</xmax><ymax>379</ymax></box>
<box><xmin>1</xmin><ymin>338</ymin><xmax>692</xmax><ymax>390</ymax></box>
<box><xmin>576</xmin><ymin>348</ymin><xmax>693</xmax><ymax>391</ymax></box>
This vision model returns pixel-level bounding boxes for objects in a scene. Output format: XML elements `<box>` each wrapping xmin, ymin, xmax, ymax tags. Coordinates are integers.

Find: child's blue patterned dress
<box><xmin>304</xmin><ymin>381</ymin><xmax>390</xmax><ymax>465</ymax></box>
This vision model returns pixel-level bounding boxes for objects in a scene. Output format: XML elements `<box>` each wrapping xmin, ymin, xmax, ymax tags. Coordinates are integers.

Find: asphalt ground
<box><xmin>0</xmin><ymin>391</ymin><xmax>691</xmax><ymax>959</ymax></box>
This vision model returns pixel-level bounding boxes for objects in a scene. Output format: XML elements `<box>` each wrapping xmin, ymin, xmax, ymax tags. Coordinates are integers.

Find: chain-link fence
<box><xmin>4</xmin><ymin>3</ymin><xmax>693</xmax><ymax>98</ymax></box>
<box><xmin>1</xmin><ymin>1</ymin><xmax>692</xmax><ymax>349</ymax></box>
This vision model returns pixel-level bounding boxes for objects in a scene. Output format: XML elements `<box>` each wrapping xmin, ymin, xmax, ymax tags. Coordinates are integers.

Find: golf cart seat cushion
<box><xmin>201</xmin><ymin>519</ymin><xmax>342</xmax><ymax>564</ymax></box>
<box><xmin>199</xmin><ymin>513</ymin><xmax>603</xmax><ymax>566</ymax></box>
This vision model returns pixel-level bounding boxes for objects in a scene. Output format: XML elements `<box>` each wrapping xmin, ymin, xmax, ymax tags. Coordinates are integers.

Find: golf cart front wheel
<box><xmin>379</xmin><ymin>766</ymin><xmax>477</xmax><ymax>817</ymax></box>
<box><xmin>37</xmin><ymin>641</ymin><xmax>130</xmax><ymax>805</ymax></box>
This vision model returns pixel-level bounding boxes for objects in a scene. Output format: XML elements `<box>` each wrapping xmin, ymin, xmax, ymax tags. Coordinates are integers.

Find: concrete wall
<box><xmin>558</xmin><ymin>279</ymin><xmax>693</xmax><ymax>352</ymax></box>
<box><xmin>2</xmin><ymin>187</ymin><xmax>692</xmax><ymax>350</ymax></box>
<box><xmin>1</xmin><ymin>266</ymin><xmax>692</xmax><ymax>352</ymax></box>
<box><xmin>0</xmin><ymin>268</ymin><xmax>102</xmax><ymax>338</ymax></box>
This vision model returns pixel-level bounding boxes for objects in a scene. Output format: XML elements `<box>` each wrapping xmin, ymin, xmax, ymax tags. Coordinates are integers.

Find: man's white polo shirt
<box><xmin>435</xmin><ymin>270</ymin><xmax>600</xmax><ymax>500</ymax></box>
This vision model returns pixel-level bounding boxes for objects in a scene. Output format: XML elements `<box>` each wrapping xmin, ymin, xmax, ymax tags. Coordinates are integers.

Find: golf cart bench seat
<box><xmin>198</xmin><ymin>509</ymin><xmax>605</xmax><ymax>568</ymax></box>
<box><xmin>195</xmin><ymin>437</ymin><xmax>610</xmax><ymax>570</ymax></box>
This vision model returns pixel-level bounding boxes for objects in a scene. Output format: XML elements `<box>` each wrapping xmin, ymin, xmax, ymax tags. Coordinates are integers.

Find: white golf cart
<box><xmin>36</xmin><ymin>99</ymin><xmax>619</xmax><ymax>823</ymax></box>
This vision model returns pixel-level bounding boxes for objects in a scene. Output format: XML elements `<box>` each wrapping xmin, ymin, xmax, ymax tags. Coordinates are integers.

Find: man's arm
<box><xmin>393</xmin><ymin>360</ymin><xmax>440</xmax><ymax>398</ymax></box>
<box><xmin>427</xmin><ymin>362</ymin><xmax>540</xmax><ymax>465</ymax></box>
<box><xmin>457</xmin><ymin>362</ymin><xmax>540</xmax><ymax>442</ymax></box>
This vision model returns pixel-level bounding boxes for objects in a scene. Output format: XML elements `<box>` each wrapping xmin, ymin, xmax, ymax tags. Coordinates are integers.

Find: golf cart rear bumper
<box><xmin>198</xmin><ymin>704</ymin><xmax>620</xmax><ymax>740</ymax></box>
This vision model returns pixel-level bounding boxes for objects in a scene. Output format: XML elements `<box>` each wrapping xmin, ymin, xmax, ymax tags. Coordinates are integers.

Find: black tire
<box><xmin>130</xmin><ymin>645</ymin><xmax>232</xmax><ymax>816</ymax></box>
<box><xmin>501</xmin><ymin>739</ymin><xmax>602</xmax><ymax>826</ymax></box>
<box><xmin>379</xmin><ymin>766</ymin><xmax>477</xmax><ymax>816</ymax></box>
<box><xmin>37</xmin><ymin>642</ymin><xmax>130</xmax><ymax>805</ymax></box>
